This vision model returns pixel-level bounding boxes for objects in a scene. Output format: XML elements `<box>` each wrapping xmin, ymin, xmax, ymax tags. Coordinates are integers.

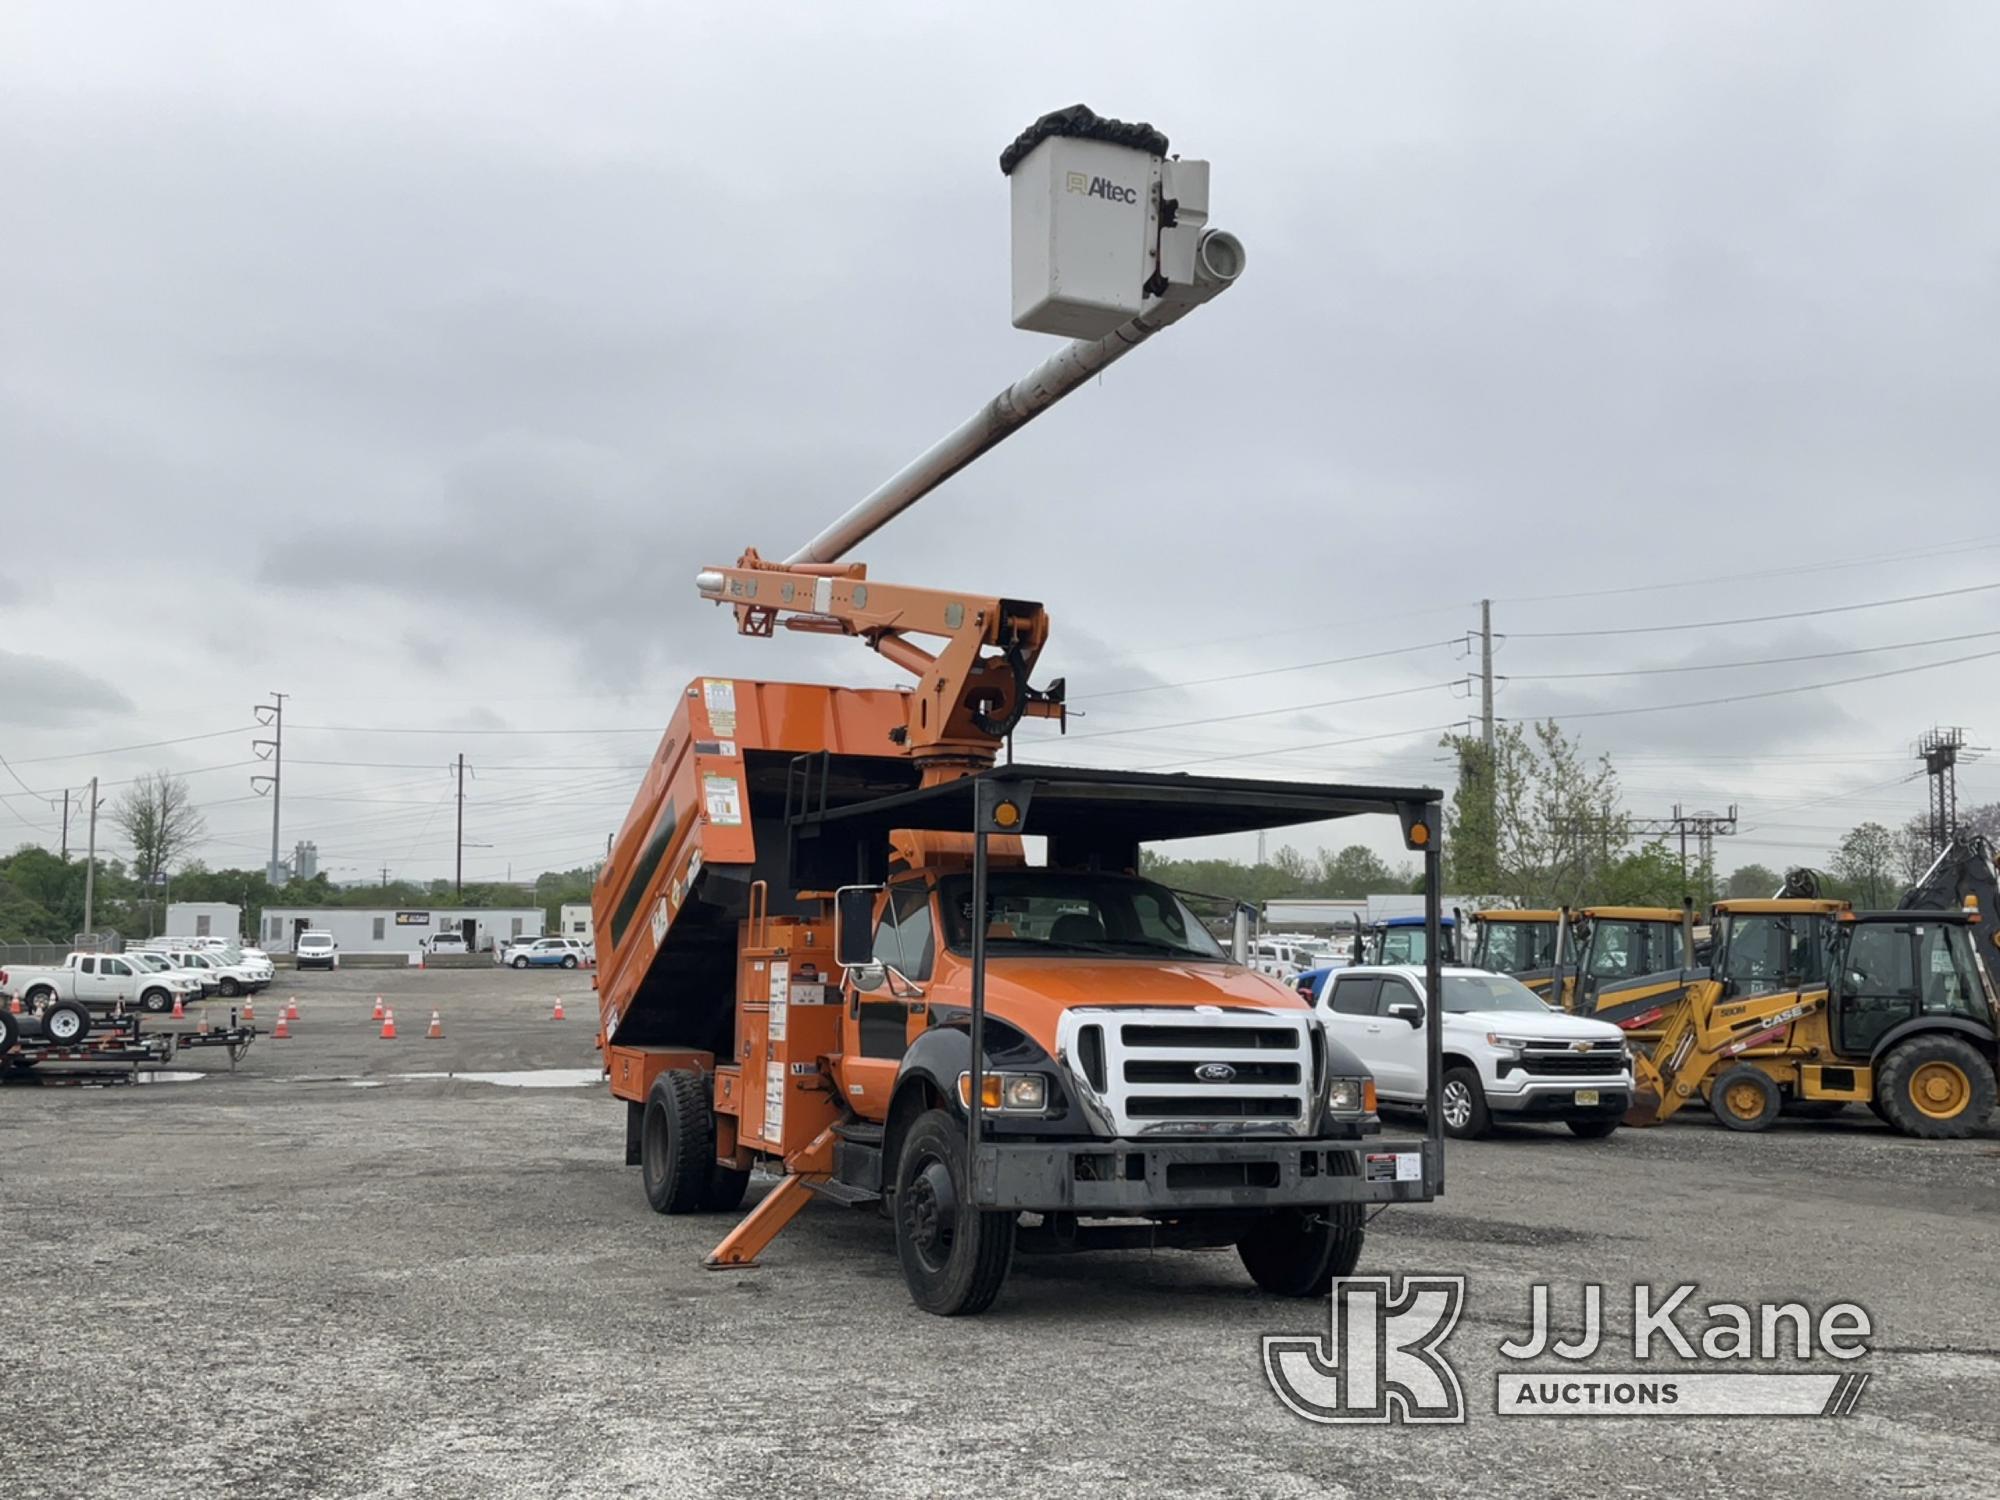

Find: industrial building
<box><xmin>258</xmin><ymin>906</ymin><xmax>546</xmax><ymax>957</ymax></box>
<box><xmin>162</xmin><ymin>902</ymin><xmax>245</xmax><ymax>941</ymax></box>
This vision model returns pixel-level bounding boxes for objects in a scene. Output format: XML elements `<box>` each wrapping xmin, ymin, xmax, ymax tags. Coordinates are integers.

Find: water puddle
<box><xmin>133</xmin><ymin>1071</ymin><xmax>207</xmax><ymax>1085</ymax></box>
<box><xmin>446</xmin><ymin>1068</ymin><xmax>604</xmax><ymax>1089</ymax></box>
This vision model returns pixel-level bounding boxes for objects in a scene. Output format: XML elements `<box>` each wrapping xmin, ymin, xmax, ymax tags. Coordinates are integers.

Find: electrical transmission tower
<box><xmin>1915</xmin><ymin>727</ymin><xmax>1983</xmax><ymax>854</ymax></box>
<box><xmin>1602</xmin><ymin>804</ymin><xmax>1741</xmax><ymax>895</ymax></box>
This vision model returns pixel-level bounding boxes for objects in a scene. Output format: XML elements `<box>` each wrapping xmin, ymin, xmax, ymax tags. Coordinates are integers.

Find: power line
<box><xmin>1504</xmin><ymin>644</ymin><xmax>2000</xmax><ymax>723</ymax></box>
<box><xmin>1506</xmin><ymin>581</ymin><xmax>2000</xmax><ymax>640</ymax></box>
<box><xmin>290</xmin><ymin>724</ymin><xmax>662</xmax><ymax>736</ymax></box>
<box><xmin>6</xmin><ymin>725</ymin><xmax>257</xmax><ymax>764</ymax></box>
<box><xmin>1494</xmin><ymin>534</ymin><xmax>2000</xmax><ymax>605</ymax></box>
<box><xmin>1502</xmin><ymin>628</ymin><xmax>2000</xmax><ymax>681</ymax></box>
<box><xmin>1051</xmin><ymin>680</ymin><xmax>1458</xmax><ymax>744</ymax></box>
<box><xmin>1068</xmin><ymin>638</ymin><xmax>1457</xmax><ymax>705</ymax></box>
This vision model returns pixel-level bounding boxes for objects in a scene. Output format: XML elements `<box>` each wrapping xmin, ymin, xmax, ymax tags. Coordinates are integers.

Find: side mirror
<box><xmin>834</xmin><ymin>884</ymin><xmax>882</xmax><ymax>969</ymax></box>
<box><xmin>1385</xmin><ymin>1000</ymin><xmax>1424</xmax><ymax>1028</ymax></box>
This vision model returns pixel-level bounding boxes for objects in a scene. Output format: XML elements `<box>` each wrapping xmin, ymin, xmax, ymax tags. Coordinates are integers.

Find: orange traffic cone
<box><xmin>243</xmin><ymin>996</ymin><xmax>256</xmax><ymax>1021</ymax></box>
<box><xmin>8</xmin><ymin>994</ymin><xmax>20</xmax><ymax>1015</ymax></box>
<box><xmin>197</xmin><ymin>1011</ymin><xmax>210</xmax><ymax>1036</ymax></box>
<box><xmin>426</xmin><ymin>1010</ymin><xmax>443</xmax><ymax>1040</ymax></box>
<box><xmin>551</xmin><ymin>997</ymin><xmax>566</xmax><ymax>1021</ymax></box>
<box><xmin>379</xmin><ymin>1007</ymin><xmax>397</xmax><ymax>1040</ymax></box>
<box><xmin>171</xmin><ymin>995</ymin><xmax>185</xmax><ymax>1019</ymax></box>
<box><xmin>273</xmin><ymin>1013</ymin><xmax>291</xmax><ymax>1039</ymax></box>
<box><xmin>285</xmin><ymin>996</ymin><xmax>299</xmax><ymax>1021</ymax></box>
<box><xmin>370</xmin><ymin>995</ymin><xmax>384</xmax><ymax>1022</ymax></box>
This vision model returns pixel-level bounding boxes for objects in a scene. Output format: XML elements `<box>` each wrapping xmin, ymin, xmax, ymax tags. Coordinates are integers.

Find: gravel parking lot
<box><xmin>3</xmin><ymin>967</ymin><xmax>1996</xmax><ymax>1499</ymax></box>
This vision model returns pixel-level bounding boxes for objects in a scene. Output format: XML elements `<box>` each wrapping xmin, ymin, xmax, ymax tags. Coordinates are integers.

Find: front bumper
<box><xmin>1488</xmin><ymin>1080</ymin><xmax>1630</xmax><ymax>1118</ymax></box>
<box><xmin>969</xmin><ymin>1135</ymin><xmax>1439</xmax><ymax>1213</ymax></box>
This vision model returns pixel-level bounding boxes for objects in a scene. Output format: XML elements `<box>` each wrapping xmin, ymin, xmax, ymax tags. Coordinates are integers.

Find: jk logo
<box><xmin>1263</xmin><ymin>1275</ymin><xmax>1467</xmax><ymax>1424</ymax></box>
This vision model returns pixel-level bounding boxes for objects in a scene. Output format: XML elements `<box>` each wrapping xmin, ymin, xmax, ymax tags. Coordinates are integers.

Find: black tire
<box><xmin>1866</xmin><ymin>1097</ymin><xmax>1891</xmax><ymax>1125</ymax></box>
<box><xmin>0</xmin><ymin>1008</ymin><xmax>17</xmax><ymax>1056</ymax></box>
<box><xmin>640</xmin><ymin>1070</ymin><xmax>713</xmax><ymax>1215</ymax></box>
<box><xmin>561</xmin><ymin>955</ymin><xmax>579</xmax><ymax>970</ymax></box>
<box><xmin>140</xmin><ymin>988</ymin><xmax>173</xmax><ymax>1014</ymax></box>
<box><xmin>511</xmin><ymin>956</ymin><xmax>529</xmax><ymax>970</ymax></box>
<box><xmin>703</xmin><ymin>1164</ymin><xmax>751</xmax><ymax>1212</ymax></box>
<box><xmin>1237</xmin><ymin>1205</ymin><xmax>1365</xmax><ymax>1297</ymax></box>
<box><xmin>42</xmin><ymin>999</ymin><xmax>91</xmax><ymax>1047</ymax></box>
<box><xmin>1875</xmin><ymin>1035</ymin><xmax>1997</xmax><ymax>1140</ymax></box>
<box><xmin>218</xmin><ymin>977</ymin><xmax>241</xmax><ymax>998</ymax></box>
<box><xmin>1566</xmin><ymin>1117</ymin><xmax>1620</xmax><ymax>1139</ymax></box>
<box><xmin>25</xmin><ymin>985</ymin><xmax>56</xmax><ymax>1009</ymax></box>
<box><xmin>892</xmin><ymin>1109</ymin><xmax>1015</xmax><ymax>1316</ymax></box>
<box><xmin>1710</xmin><ymin>1065</ymin><xmax>1782</xmax><ymax>1131</ymax></box>
<box><xmin>1440</xmin><ymin>1066</ymin><xmax>1490</xmax><ymax>1140</ymax></box>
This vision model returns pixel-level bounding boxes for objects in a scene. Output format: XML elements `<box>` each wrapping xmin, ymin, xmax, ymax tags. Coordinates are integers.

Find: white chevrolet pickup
<box><xmin>1315</xmin><ymin>965</ymin><xmax>1633</xmax><ymax>1140</ymax></box>
<box><xmin>0</xmin><ymin>952</ymin><xmax>206</xmax><ymax>1015</ymax></box>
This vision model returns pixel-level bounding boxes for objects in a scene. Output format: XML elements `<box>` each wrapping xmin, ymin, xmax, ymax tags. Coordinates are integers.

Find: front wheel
<box><xmin>140</xmin><ymin>989</ymin><xmax>173</xmax><ymax>1014</ymax></box>
<box><xmin>1238</xmin><ymin>1204</ymin><xmax>1364</xmax><ymax>1297</ymax></box>
<box><xmin>892</xmin><ymin>1109</ymin><xmax>1015</xmax><ymax>1316</ymax></box>
<box><xmin>1875</xmin><ymin>1036</ymin><xmax>1997</xmax><ymax>1140</ymax></box>
<box><xmin>511</xmin><ymin>956</ymin><xmax>528</xmax><ymax>969</ymax></box>
<box><xmin>218</xmin><ymin>977</ymin><xmax>241</xmax><ymax>997</ymax></box>
<box><xmin>1710</xmin><ymin>1065</ymin><xmax>1782</xmax><ymax>1131</ymax></box>
<box><xmin>1440</xmin><ymin>1066</ymin><xmax>1490</xmax><ymax>1140</ymax></box>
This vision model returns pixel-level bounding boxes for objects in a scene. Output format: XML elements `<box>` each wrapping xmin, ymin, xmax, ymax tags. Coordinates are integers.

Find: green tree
<box><xmin>1442</xmin><ymin>720</ymin><xmax>1624</xmax><ymax>906</ymax></box>
<box><xmin>1598</xmin><ymin>842</ymin><xmax>1686</xmax><ymax>907</ymax></box>
<box><xmin>1832</xmin><ymin>821</ymin><xmax>1898</xmax><ymax>907</ymax></box>
<box><xmin>1724</xmin><ymin>863</ymin><xmax>1780</xmax><ymax>898</ymax></box>
<box><xmin>1317</xmin><ymin>844</ymin><xmax>1393</xmax><ymax>897</ymax></box>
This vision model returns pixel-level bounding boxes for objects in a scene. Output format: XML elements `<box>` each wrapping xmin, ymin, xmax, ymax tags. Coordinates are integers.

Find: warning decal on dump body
<box><xmin>702</xmin><ymin>679</ymin><xmax>737</xmax><ymax>738</ymax></box>
<box><xmin>768</xmin><ymin>961</ymin><xmax>790</xmax><ymax>1040</ymax></box>
<box><xmin>702</xmin><ymin>773</ymin><xmax>743</xmax><ymax>826</ymax></box>
<box><xmin>765</xmin><ymin>1061</ymin><xmax>785</xmax><ymax>1141</ymax></box>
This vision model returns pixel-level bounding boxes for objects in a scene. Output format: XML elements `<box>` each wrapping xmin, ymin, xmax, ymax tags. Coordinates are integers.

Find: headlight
<box><xmin>957</xmin><ymin>1070</ymin><xmax>1050</xmax><ymax>1113</ymax></box>
<box><xmin>1485</xmin><ymin>1033</ymin><xmax>1529</xmax><ymax>1056</ymax></box>
<box><xmin>1326</xmin><ymin>1076</ymin><xmax>1371</xmax><ymax>1115</ymax></box>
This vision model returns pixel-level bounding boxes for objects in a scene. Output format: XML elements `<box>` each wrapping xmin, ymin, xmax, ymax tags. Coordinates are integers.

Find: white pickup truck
<box><xmin>0</xmin><ymin>952</ymin><xmax>206</xmax><ymax>1015</ymax></box>
<box><xmin>155</xmin><ymin>946</ymin><xmax>272</xmax><ymax>997</ymax></box>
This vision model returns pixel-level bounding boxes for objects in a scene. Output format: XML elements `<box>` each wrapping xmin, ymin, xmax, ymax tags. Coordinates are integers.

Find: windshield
<box><xmin>130</xmin><ymin>954</ymin><xmax>171</xmax><ymax>971</ymax></box>
<box><xmin>1474</xmin><ymin>920</ymin><xmax>1557</xmax><ymax>973</ymax></box>
<box><xmin>1379</xmin><ymin>927</ymin><xmax>1430</xmax><ymax>964</ymax></box>
<box><xmin>937</xmin><ymin>872</ymin><xmax>1228</xmax><ymax>961</ymax></box>
<box><xmin>1439</xmin><ymin>973</ymin><xmax>1555</xmax><ymax>1014</ymax></box>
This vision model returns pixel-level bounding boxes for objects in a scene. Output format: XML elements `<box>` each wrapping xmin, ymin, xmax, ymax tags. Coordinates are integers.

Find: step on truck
<box><xmin>588</xmin><ymin>105</ymin><xmax>1447</xmax><ymax>1314</ymax></box>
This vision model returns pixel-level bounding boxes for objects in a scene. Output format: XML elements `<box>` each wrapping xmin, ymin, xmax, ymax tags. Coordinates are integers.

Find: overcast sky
<box><xmin>4</xmin><ymin>1</ymin><xmax>1998</xmax><ymax>887</ymax></box>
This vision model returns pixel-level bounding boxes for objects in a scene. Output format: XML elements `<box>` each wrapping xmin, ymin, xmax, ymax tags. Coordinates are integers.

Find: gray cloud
<box><xmin>0</xmin><ymin>651</ymin><xmax>136</xmax><ymax>726</ymax></box>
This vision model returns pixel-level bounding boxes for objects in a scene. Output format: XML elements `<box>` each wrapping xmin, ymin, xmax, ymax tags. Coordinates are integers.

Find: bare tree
<box><xmin>111</xmin><ymin>770</ymin><xmax>209</xmax><ymax>890</ymax></box>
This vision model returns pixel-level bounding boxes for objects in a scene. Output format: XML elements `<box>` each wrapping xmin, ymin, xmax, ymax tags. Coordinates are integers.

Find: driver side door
<box><xmin>840</xmin><ymin>881</ymin><xmax>935</xmax><ymax>1119</ymax></box>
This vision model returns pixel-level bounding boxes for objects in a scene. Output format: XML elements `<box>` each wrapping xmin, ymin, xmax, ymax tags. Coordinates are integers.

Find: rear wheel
<box><xmin>1237</xmin><ymin>1205</ymin><xmax>1364</xmax><ymax>1296</ymax></box>
<box><xmin>42</xmin><ymin>999</ymin><xmax>91</xmax><ymax>1046</ymax></box>
<box><xmin>25</xmin><ymin>985</ymin><xmax>56</xmax><ymax>1009</ymax></box>
<box><xmin>640</xmin><ymin>1071</ymin><xmax>713</xmax><ymax>1214</ymax></box>
<box><xmin>1440</xmin><ymin>1066</ymin><xmax>1490</xmax><ymax>1140</ymax></box>
<box><xmin>1875</xmin><ymin>1037</ymin><xmax>1996</xmax><ymax>1140</ymax></box>
<box><xmin>892</xmin><ymin>1109</ymin><xmax>1014</xmax><ymax>1316</ymax></box>
<box><xmin>1566</xmin><ymin>1117</ymin><xmax>1620</xmax><ymax>1139</ymax></box>
<box><xmin>1710</xmin><ymin>1065</ymin><xmax>1782</xmax><ymax>1131</ymax></box>
<box><xmin>561</xmin><ymin>955</ymin><xmax>579</xmax><ymax>969</ymax></box>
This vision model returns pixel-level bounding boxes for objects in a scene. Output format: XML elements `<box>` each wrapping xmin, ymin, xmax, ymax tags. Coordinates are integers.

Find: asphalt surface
<box><xmin>2</xmin><ymin>968</ymin><xmax>1996</xmax><ymax>1499</ymax></box>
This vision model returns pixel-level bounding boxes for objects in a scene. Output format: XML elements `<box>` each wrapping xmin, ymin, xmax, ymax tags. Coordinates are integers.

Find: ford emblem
<box><xmin>1195</xmin><ymin>1062</ymin><xmax>1237</xmax><ymax>1083</ymax></box>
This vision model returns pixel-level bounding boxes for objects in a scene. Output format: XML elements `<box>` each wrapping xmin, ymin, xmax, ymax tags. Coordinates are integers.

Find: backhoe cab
<box><xmin>1625</xmin><ymin>897</ymin><xmax>1998</xmax><ymax>1137</ymax></box>
<box><xmin>1469</xmin><ymin>905</ymin><xmax>1693</xmax><ymax>1015</ymax></box>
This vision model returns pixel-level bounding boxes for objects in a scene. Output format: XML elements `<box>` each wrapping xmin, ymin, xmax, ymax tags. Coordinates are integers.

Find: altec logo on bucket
<box><xmin>1264</xmin><ymin>1278</ymin><xmax>1874</xmax><ymax>1424</ymax></box>
<box><xmin>1065</xmin><ymin>170</ymin><xmax>1138</xmax><ymax>204</ymax></box>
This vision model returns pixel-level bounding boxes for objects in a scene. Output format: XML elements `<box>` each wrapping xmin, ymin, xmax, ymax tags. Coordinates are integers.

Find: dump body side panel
<box><xmin>591</xmin><ymin>678</ymin><xmax>918</xmax><ymax>1058</ymax></box>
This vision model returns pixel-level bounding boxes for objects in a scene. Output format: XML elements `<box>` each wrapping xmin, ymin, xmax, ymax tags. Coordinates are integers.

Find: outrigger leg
<box><xmin>702</xmin><ymin>1122</ymin><xmax>839</xmax><ymax>1270</ymax></box>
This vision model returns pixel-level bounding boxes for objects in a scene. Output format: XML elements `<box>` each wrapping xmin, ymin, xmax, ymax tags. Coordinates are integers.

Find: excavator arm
<box><xmin>696</xmin><ymin>550</ymin><xmax>1063</xmax><ymax>768</ymax></box>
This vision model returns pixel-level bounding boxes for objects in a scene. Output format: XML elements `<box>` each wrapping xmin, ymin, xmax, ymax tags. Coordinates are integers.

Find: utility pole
<box><xmin>381</xmin><ymin>864</ymin><xmax>391</xmax><ymax>890</ymax></box>
<box><xmin>82</xmin><ymin>777</ymin><xmax>100</xmax><ymax>937</ymax></box>
<box><xmin>1479</xmin><ymin>598</ymin><xmax>1495</xmax><ymax>766</ymax></box>
<box><xmin>252</xmin><ymin>692</ymin><xmax>287</xmax><ymax>884</ymax></box>
<box><xmin>455</xmin><ymin>752</ymin><xmax>466</xmax><ymax>896</ymax></box>
<box><xmin>60</xmin><ymin>787</ymin><xmax>70</xmax><ymax>861</ymax></box>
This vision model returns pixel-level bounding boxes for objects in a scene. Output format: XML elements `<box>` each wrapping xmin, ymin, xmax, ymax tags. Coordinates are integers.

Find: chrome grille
<box><xmin>1056</xmin><ymin>1007</ymin><xmax>1318</xmax><ymax>1138</ymax></box>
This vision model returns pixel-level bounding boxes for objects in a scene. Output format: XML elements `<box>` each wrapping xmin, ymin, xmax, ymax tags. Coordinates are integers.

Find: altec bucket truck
<box><xmin>590</xmin><ymin>106</ymin><xmax>1447</xmax><ymax>1315</ymax></box>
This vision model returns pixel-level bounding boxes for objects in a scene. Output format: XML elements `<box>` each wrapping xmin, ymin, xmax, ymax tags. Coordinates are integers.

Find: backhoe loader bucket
<box><xmin>1624</xmin><ymin>1088</ymin><xmax>1665</xmax><ymax>1127</ymax></box>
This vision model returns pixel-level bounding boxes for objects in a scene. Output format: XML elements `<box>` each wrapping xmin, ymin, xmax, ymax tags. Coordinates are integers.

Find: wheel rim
<box><xmin>1441</xmin><ymin>1079</ymin><xmax>1472</xmax><ymax>1129</ymax></box>
<box><xmin>1908</xmin><ymin>1060</ymin><xmax>1971</xmax><ymax>1120</ymax></box>
<box><xmin>1724</xmin><ymin>1080</ymin><xmax>1766</xmax><ymax>1120</ymax></box>
<box><xmin>48</xmin><ymin>1011</ymin><xmax>82</xmax><ymax>1043</ymax></box>
<box><xmin>902</xmin><ymin>1154</ymin><xmax>958</xmax><ymax>1275</ymax></box>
